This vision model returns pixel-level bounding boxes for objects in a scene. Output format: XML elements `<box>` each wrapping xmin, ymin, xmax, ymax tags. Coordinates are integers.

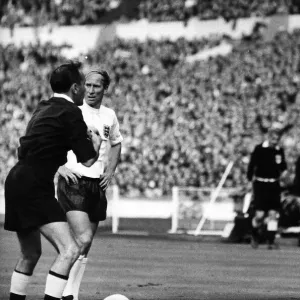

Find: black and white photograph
<box><xmin>2</xmin><ymin>1</ymin><xmax>300</xmax><ymax>299</ymax></box>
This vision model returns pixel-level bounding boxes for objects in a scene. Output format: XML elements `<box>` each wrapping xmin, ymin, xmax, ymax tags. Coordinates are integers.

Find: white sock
<box><xmin>63</xmin><ymin>256</ymin><xmax>83</xmax><ymax>297</ymax></box>
<box><xmin>73</xmin><ymin>257</ymin><xmax>88</xmax><ymax>300</ymax></box>
<box><xmin>44</xmin><ymin>271</ymin><xmax>68</xmax><ymax>298</ymax></box>
<box><xmin>10</xmin><ymin>270</ymin><xmax>32</xmax><ymax>295</ymax></box>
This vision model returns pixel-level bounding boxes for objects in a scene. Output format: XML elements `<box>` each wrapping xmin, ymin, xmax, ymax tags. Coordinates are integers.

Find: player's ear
<box><xmin>71</xmin><ymin>82</ymin><xmax>79</xmax><ymax>94</ymax></box>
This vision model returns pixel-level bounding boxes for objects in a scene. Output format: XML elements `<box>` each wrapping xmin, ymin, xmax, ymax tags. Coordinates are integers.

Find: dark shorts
<box><xmin>253</xmin><ymin>180</ymin><xmax>281</xmax><ymax>213</ymax></box>
<box><xmin>4</xmin><ymin>162</ymin><xmax>66</xmax><ymax>232</ymax></box>
<box><xmin>57</xmin><ymin>175</ymin><xmax>107</xmax><ymax>223</ymax></box>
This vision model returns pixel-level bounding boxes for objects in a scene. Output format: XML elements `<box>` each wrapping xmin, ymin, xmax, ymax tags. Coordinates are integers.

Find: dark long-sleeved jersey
<box><xmin>247</xmin><ymin>141</ymin><xmax>287</xmax><ymax>181</ymax></box>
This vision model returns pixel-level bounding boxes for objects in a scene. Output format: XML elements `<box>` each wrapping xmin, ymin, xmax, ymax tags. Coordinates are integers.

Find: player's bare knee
<box><xmin>21</xmin><ymin>249</ymin><xmax>42</xmax><ymax>264</ymax></box>
<box><xmin>77</xmin><ymin>231</ymin><xmax>93</xmax><ymax>252</ymax></box>
<box><xmin>61</xmin><ymin>242</ymin><xmax>80</xmax><ymax>263</ymax></box>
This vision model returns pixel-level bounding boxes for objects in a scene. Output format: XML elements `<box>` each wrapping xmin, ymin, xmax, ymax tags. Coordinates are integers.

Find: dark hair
<box><xmin>86</xmin><ymin>69</ymin><xmax>110</xmax><ymax>89</ymax></box>
<box><xmin>50</xmin><ymin>61</ymin><xmax>83</xmax><ymax>93</ymax></box>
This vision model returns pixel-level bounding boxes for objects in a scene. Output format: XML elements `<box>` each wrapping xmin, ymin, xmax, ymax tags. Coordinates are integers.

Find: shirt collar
<box><xmin>262</xmin><ymin>141</ymin><xmax>269</xmax><ymax>148</ymax></box>
<box><xmin>53</xmin><ymin>93</ymin><xmax>74</xmax><ymax>103</ymax></box>
<box><xmin>262</xmin><ymin>140</ymin><xmax>280</xmax><ymax>150</ymax></box>
<box><xmin>83</xmin><ymin>100</ymin><xmax>100</xmax><ymax>114</ymax></box>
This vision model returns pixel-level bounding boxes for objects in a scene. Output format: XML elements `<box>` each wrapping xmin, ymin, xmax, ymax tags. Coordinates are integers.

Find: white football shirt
<box><xmin>65</xmin><ymin>101</ymin><xmax>123</xmax><ymax>178</ymax></box>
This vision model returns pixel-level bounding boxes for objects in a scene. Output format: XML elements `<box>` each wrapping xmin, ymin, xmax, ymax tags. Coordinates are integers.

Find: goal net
<box><xmin>169</xmin><ymin>186</ymin><xmax>240</xmax><ymax>236</ymax></box>
<box><xmin>108</xmin><ymin>184</ymin><xmax>241</xmax><ymax>236</ymax></box>
<box><xmin>104</xmin><ymin>161</ymin><xmax>248</xmax><ymax>236</ymax></box>
<box><xmin>170</xmin><ymin>161</ymin><xmax>241</xmax><ymax>236</ymax></box>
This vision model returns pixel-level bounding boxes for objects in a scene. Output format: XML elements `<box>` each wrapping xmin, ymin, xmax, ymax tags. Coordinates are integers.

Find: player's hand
<box><xmin>87</xmin><ymin>126</ymin><xmax>100</xmax><ymax>139</ymax></box>
<box><xmin>88</xmin><ymin>126</ymin><xmax>102</xmax><ymax>151</ymax></box>
<box><xmin>99</xmin><ymin>172</ymin><xmax>114</xmax><ymax>190</ymax></box>
<box><xmin>57</xmin><ymin>166</ymin><xmax>81</xmax><ymax>185</ymax></box>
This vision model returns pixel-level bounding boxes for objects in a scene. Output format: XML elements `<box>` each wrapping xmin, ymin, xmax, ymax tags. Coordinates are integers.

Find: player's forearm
<box><xmin>280</xmin><ymin>170</ymin><xmax>288</xmax><ymax>179</ymax></box>
<box><xmin>105</xmin><ymin>143</ymin><xmax>121</xmax><ymax>174</ymax></box>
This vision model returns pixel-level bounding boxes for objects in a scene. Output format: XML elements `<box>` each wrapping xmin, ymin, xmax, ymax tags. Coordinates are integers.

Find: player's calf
<box><xmin>251</xmin><ymin>211</ymin><xmax>265</xmax><ymax>248</ymax></box>
<box><xmin>9</xmin><ymin>230</ymin><xmax>42</xmax><ymax>300</ymax></box>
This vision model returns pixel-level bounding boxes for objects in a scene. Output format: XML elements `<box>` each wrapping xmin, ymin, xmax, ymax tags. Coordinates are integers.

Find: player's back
<box><xmin>18</xmin><ymin>97</ymin><xmax>82</xmax><ymax>173</ymax></box>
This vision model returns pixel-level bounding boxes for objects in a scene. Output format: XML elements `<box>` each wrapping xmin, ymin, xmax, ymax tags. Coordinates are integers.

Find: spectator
<box><xmin>1</xmin><ymin>29</ymin><xmax>300</xmax><ymax>197</ymax></box>
<box><xmin>0</xmin><ymin>0</ymin><xmax>298</xmax><ymax>26</ymax></box>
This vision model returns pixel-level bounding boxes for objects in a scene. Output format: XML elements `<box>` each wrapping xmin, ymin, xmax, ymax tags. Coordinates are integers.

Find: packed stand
<box><xmin>1</xmin><ymin>0</ymin><xmax>300</xmax><ymax>28</ymax></box>
<box><xmin>0</xmin><ymin>0</ymin><xmax>117</xmax><ymax>28</ymax></box>
<box><xmin>1</xmin><ymin>29</ymin><xmax>300</xmax><ymax>197</ymax></box>
<box><xmin>138</xmin><ymin>0</ymin><xmax>294</xmax><ymax>22</ymax></box>
<box><xmin>85</xmin><ymin>32</ymin><xmax>300</xmax><ymax>197</ymax></box>
<box><xmin>0</xmin><ymin>42</ymin><xmax>72</xmax><ymax>188</ymax></box>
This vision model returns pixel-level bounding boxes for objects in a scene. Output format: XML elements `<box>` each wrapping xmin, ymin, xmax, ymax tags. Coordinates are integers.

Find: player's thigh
<box><xmin>17</xmin><ymin>229</ymin><xmax>42</xmax><ymax>260</ymax></box>
<box><xmin>67</xmin><ymin>211</ymin><xmax>94</xmax><ymax>240</ymax></box>
<box><xmin>40</xmin><ymin>221</ymin><xmax>77</xmax><ymax>253</ymax></box>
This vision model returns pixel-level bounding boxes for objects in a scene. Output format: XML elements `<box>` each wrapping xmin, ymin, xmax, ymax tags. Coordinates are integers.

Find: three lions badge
<box><xmin>103</xmin><ymin>125</ymin><xmax>110</xmax><ymax>139</ymax></box>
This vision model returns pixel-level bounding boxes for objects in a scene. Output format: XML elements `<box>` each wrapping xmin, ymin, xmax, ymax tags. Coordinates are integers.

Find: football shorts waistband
<box><xmin>80</xmin><ymin>176</ymin><xmax>100</xmax><ymax>182</ymax></box>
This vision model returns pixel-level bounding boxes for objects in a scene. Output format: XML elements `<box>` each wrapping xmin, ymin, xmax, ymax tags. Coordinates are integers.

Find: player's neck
<box><xmin>85</xmin><ymin>101</ymin><xmax>101</xmax><ymax>110</ymax></box>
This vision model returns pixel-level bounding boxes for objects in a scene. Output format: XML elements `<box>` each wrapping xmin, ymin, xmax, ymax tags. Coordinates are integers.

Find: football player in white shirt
<box><xmin>56</xmin><ymin>69</ymin><xmax>123</xmax><ymax>300</ymax></box>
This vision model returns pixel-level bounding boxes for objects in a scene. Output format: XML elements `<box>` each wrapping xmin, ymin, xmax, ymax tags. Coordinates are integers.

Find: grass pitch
<box><xmin>0</xmin><ymin>225</ymin><xmax>300</xmax><ymax>300</ymax></box>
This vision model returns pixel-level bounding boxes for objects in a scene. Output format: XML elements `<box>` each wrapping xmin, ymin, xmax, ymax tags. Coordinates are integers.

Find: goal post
<box><xmin>97</xmin><ymin>185</ymin><xmax>120</xmax><ymax>232</ymax></box>
<box><xmin>111</xmin><ymin>185</ymin><xmax>120</xmax><ymax>234</ymax></box>
<box><xmin>170</xmin><ymin>186</ymin><xmax>179</xmax><ymax>234</ymax></box>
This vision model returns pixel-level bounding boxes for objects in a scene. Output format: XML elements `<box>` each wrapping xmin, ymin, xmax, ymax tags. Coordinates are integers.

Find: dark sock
<box><xmin>44</xmin><ymin>295</ymin><xmax>59</xmax><ymax>300</ymax></box>
<box><xmin>252</xmin><ymin>227</ymin><xmax>259</xmax><ymax>239</ymax></box>
<box><xmin>9</xmin><ymin>293</ymin><xmax>26</xmax><ymax>300</ymax></box>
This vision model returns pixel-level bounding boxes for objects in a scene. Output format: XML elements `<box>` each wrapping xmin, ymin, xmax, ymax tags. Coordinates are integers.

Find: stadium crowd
<box><xmin>0</xmin><ymin>0</ymin><xmax>299</xmax><ymax>27</ymax></box>
<box><xmin>138</xmin><ymin>0</ymin><xmax>293</xmax><ymax>22</ymax></box>
<box><xmin>1</xmin><ymin>27</ymin><xmax>300</xmax><ymax>197</ymax></box>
